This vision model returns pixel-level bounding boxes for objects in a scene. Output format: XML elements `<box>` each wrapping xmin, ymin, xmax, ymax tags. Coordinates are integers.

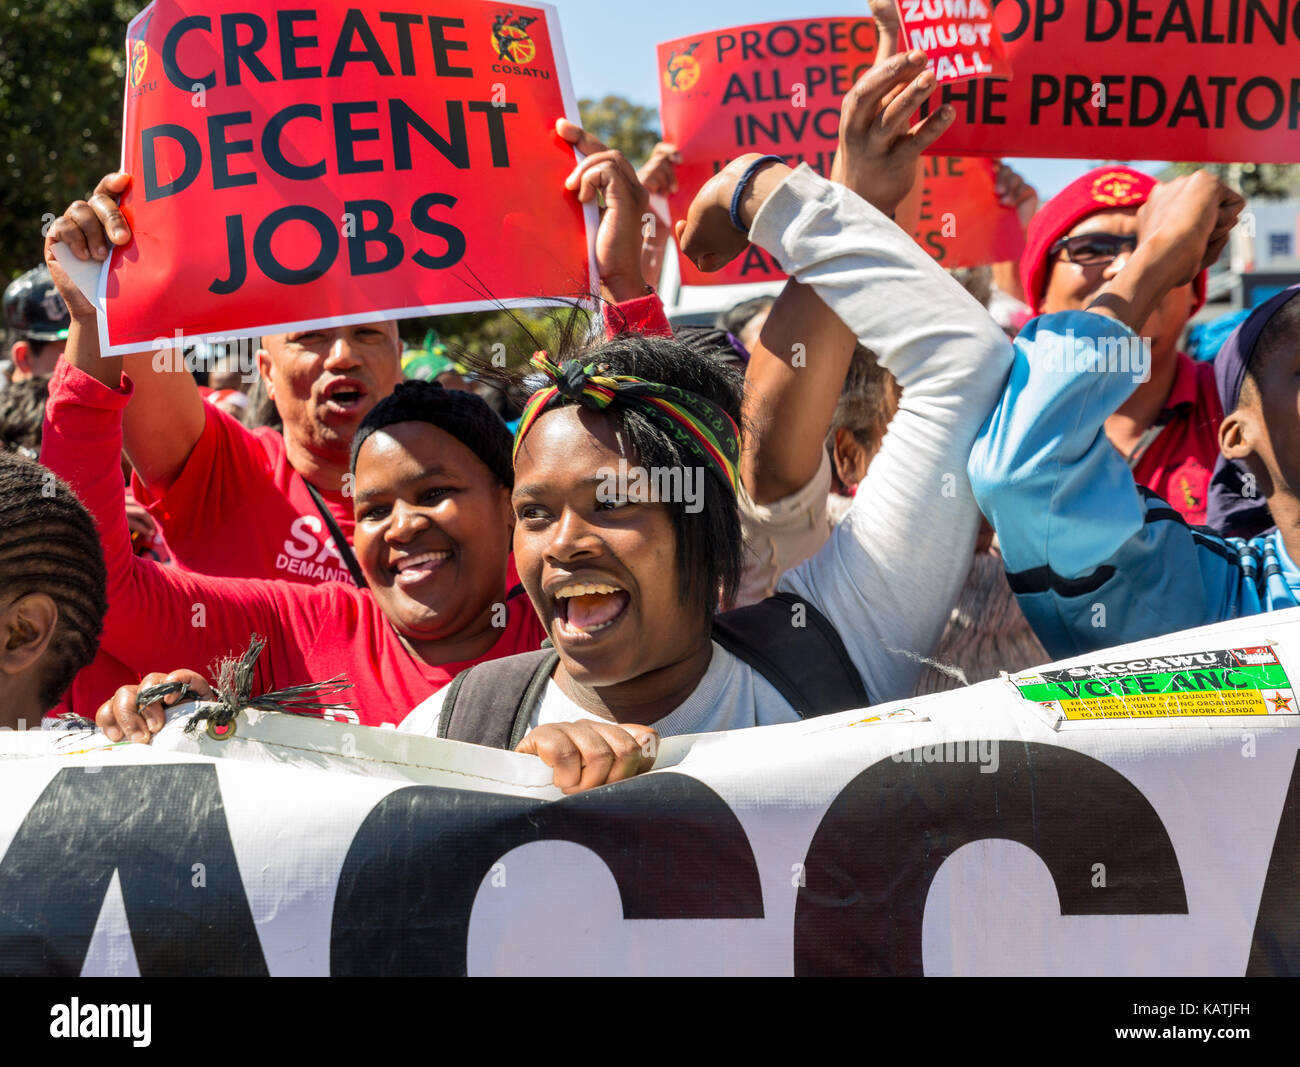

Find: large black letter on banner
<box><xmin>1246</xmin><ymin>752</ymin><xmax>1300</xmax><ymax>975</ymax></box>
<box><xmin>0</xmin><ymin>765</ymin><xmax>267</xmax><ymax>976</ymax></box>
<box><xmin>330</xmin><ymin>772</ymin><xmax>762</xmax><ymax>975</ymax></box>
<box><xmin>794</xmin><ymin>743</ymin><xmax>1187</xmax><ymax>975</ymax></box>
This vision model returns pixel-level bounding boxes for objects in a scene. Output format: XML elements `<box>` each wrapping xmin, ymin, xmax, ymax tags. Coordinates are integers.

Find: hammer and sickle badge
<box><xmin>1090</xmin><ymin>171</ymin><xmax>1143</xmax><ymax>207</ymax></box>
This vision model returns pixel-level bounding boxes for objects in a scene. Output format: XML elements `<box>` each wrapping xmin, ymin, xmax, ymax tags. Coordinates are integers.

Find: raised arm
<box><xmin>40</xmin><ymin>240</ymin><xmax>318</xmax><ymax>710</ymax></box>
<box><xmin>969</xmin><ymin>173</ymin><xmax>1248</xmax><ymax>657</ymax></box>
<box><xmin>681</xmin><ymin>154</ymin><xmax>1013</xmax><ymax>701</ymax></box>
<box><xmin>742</xmin><ymin>33</ymin><xmax>953</xmax><ymax>503</ymax></box>
<box><xmin>47</xmin><ymin>172</ymin><xmax>207</xmax><ymax>493</ymax></box>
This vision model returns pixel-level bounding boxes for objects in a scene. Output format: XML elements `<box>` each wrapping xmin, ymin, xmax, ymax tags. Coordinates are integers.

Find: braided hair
<box><xmin>0</xmin><ymin>452</ymin><xmax>107</xmax><ymax>710</ymax></box>
<box><xmin>0</xmin><ymin>375</ymin><xmax>49</xmax><ymax>456</ymax></box>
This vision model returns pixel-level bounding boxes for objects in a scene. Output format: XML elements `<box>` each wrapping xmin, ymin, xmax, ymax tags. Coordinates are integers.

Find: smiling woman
<box><xmin>349</xmin><ymin>381</ymin><xmax>517</xmax><ymax>656</ymax></box>
<box><xmin>39</xmin><ymin>300</ymin><xmax>547</xmax><ymax>729</ymax></box>
<box><xmin>510</xmin><ymin>336</ymin><xmax>743</xmax><ymax>694</ymax></box>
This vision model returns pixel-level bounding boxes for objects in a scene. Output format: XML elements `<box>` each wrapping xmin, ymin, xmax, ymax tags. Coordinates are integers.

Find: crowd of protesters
<box><xmin>5</xmin><ymin>1</ymin><xmax>1294</xmax><ymax>797</ymax></box>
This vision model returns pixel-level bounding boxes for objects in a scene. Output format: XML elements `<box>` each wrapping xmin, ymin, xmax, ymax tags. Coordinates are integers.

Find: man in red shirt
<box><xmin>1021</xmin><ymin>165</ymin><xmax>1220</xmax><ymax>525</ymax></box>
<box><xmin>52</xmin><ymin>171</ymin><xmax>403</xmax><ymax>587</ymax></box>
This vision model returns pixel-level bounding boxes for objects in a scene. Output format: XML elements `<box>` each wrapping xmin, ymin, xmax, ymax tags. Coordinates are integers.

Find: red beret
<box><xmin>1020</xmin><ymin>165</ymin><xmax>1207</xmax><ymax>316</ymax></box>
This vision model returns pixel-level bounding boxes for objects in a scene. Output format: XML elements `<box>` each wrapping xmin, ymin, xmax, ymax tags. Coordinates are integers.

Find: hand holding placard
<box><xmin>556</xmin><ymin>119</ymin><xmax>651</xmax><ymax>303</ymax></box>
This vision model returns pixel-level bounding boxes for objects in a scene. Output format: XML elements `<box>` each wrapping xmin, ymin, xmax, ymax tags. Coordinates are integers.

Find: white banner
<box><xmin>3</xmin><ymin>608</ymin><xmax>1300</xmax><ymax>976</ymax></box>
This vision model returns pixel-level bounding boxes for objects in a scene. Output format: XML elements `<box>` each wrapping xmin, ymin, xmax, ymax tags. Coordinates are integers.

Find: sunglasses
<box><xmin>1049</xmin><ymin>232</ymin><xmax>1138</xmax><ymax>266</ymax></box>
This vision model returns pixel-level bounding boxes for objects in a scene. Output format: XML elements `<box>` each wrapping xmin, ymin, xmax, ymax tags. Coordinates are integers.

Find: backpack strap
<box><xmin>438</xmin><ymin>649</ymin><xmax>559</xmax><ymax>749</ymax></box>
<box><xmin>304</xmin><ymin>479</ymin><xmax>366</xmax><ymax>589</ymax></box>
<box><xmin>712</xmin><ymin>592</ymin><xmax>869</xmax><ymax>718</ymax></box>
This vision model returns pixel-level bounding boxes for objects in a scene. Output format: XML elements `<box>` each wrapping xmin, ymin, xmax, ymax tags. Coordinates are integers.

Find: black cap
<box><xmin>4</xmin><ymin>265</ymin><xmax>71</xmax><ymax>343</ymax></box>
<box><xmin>351</xmin><ymin>380</ymin><xmax>514</xmax><ymax>488</ymax></box>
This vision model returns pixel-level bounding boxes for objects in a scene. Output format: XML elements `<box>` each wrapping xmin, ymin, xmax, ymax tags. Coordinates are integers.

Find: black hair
<box><xmin>491</xmin><ymin>327</ymin><xmax>746</xmax><ymax>613</ymax></box>
<box><xmin>350</xmin><ymin>379</ymin><xmax>514</xmax><ymax>488</ymax></box>
<box><xmin>1242</xmin><ymin>295</ymin><xmax>1300</xmax><ymax>406</ymax></box>
<box><xmin>0</xmin><ymin>452</ymin><xmax>107</xmax><ymax>711</ymax></box>
<box><xmin>715</xmin><ymin>296</ymin><xmax>775</xmax><ymax>339</ymax></box>
<box><xmin>0</xmin><ymin>375</ymin><xmax>50</xmax><ymax>456</ymax></box>
<box><xmin>830</xmin><ymin>345</ymin><xmax>900</xmax><ymax>457</ymax></box>
<box><xmin>673</xmin><ymin>325</ymin><xmax>750</xmax><ymax>367</ymax></box>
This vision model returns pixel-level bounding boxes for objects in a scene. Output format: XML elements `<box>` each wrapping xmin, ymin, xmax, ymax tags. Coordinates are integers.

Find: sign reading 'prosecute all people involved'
<box><xmin>98</xmin><ymin>0</ymin><xmax>595</xmax><ymax>356</ymax></box>
<box><xmin>656</xmin><ymin>17</ymin><xmax>1024</xmax><ymax>288</ymax></box>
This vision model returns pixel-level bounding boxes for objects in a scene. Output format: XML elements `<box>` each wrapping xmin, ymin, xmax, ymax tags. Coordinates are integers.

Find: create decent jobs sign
<box><xmin>98</xmin><ymin>0</ymin><xmax>595</xmax><ymax>356</ymax></box>
<box><xmin>656</xmin><ymin>18</ymin><xmax>1023</xmax><ymax>288</ymax></box>
<box><xmin>927</xmin><ymin>0</ymin><xmax>1300</xmax><ymax>162</ymax></box>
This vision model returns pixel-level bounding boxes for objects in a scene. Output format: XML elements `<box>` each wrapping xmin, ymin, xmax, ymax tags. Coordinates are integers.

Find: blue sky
<box><xmin>548</xmin><ymin>0</ymin><xmax>1167</xmax><ymax>197</ymax></box>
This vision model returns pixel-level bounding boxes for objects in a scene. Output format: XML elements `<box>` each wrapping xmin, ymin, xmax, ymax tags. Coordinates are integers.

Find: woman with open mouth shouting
<box><xmin>398</xmin><ymin>42</ymin><xmax>1015</xmax><ymax>793</ymax></box>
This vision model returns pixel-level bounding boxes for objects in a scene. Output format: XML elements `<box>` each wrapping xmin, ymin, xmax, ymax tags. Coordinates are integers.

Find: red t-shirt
<box><xmin>1129</xmin><ymin>352</ymin><xmax>1223</xmax><ymax>528</ymax></box>
<box><xmin>129</xmin><ymin>292</ymin><xmax>672</xmax><ymax>587</ymax></box>
<box><xmin>45</xmin><ymin>363</ymin><xmax>547</xmax><ymax>727</ymax></box>
<box><xmin>132</xmin><ymin>407</ymin><xmax>357</xmax><ymax>586</ymax></box>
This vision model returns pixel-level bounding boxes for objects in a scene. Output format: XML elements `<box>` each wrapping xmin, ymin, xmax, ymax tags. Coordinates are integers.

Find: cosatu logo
<box><xmin>663</xmin><ymin>41</ymin><xmax>702</xmax><ymax>92</ymax></box>
<box><xmin>1090</xmin><ymin>171</ymin><xmax>1145</xmax><ymax>207</ymax></box>
<box><xmin>492</xmin><ymin>11</ymin><xmax>538</xmax><ymax>64</ymax></box>
<box><xmin>129</xmin><ymin>38</ymin><xmax>148</xmax><ymax>87</ymax></box>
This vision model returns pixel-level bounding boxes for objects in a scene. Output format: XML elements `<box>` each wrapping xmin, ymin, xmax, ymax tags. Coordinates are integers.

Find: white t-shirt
<box><xmin>399</xmin><ymin>641</ymin><xmax>796</xmax><ymax>738</ymax></box>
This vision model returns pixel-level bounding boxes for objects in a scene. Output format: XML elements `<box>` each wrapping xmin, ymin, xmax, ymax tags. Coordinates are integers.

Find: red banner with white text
<box><xmin>897</xmin><ymin>0</ymin><xmax>1012</xmax><ymax>84</ymax></box>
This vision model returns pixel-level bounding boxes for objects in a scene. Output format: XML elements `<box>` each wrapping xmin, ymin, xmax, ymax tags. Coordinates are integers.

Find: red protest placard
<box><xmin>924</xmin><ymin>0</ymin><xmax>1300</xmax><ymax>162</ymax></box>
<box><xmin>897</xmin><ymin>0</ymin><xmax>1012</xmax><ymax>84</ymax></box>
<box><xmin>916</xmin><ymin>155</ymin><xmax>1024</xmax><ymax>266</ymax></box>
<box><xmin>658</xmin><ymin>18</ymin><xmax>879</xmax><ymax>288</ymax></box>
<box><xmin>657</xmin><ymin>17</ymin><xmax>1022</xmax><ymax>287</ymax></box>
<box><xmin>97</xmin><ymin>0</ymin><xmax>594</xmax><ymax>355</ymax></box>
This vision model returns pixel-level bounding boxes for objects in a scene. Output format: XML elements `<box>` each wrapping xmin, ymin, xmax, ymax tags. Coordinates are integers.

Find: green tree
<box><xmin>1163</xmin><ymin>162</ymin><xmax>1300</xmax><ymax>200</ymax></box>
<box><xmin>577</xmin><ymin>95</ymin><xmax>661</xmax><ymax>164</ymax></box>
<box><xmin>400</xmin><ymin>306</ymin><xmax>589</xmax><ymax>373</ymax></box>
<box><xmin>0</xmin><ymin>0</ymin><xmax>144</xmax><ymax>282</ymax></box>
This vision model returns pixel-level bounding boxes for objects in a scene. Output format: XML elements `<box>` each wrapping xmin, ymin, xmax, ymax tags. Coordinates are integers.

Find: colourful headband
<box><xmin>512</xmin><ymin>352</ymin><xmax>741</xmax><ymax>496</ymax></box>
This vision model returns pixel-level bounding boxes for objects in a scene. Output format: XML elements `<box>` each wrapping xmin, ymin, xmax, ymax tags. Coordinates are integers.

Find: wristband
<box><xmin>729</xmin><ymin>155</ymin><xmax>785</xmax><ymax>232</ymax></box>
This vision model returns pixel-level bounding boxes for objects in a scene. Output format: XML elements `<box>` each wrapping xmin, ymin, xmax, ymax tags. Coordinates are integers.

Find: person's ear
<box><xmin>1219</xmin><ymin>409</ymin><xmax>1255</xmax><ymax>462</ymax></box>
<box><xmin>11</xmin><ymin>339</ymin><xmax>32</xmax><ymax>378</ymax></box>
<box><xmin>255</xmin><ymin>345</ymin><xmax>274</xmax><ymax>401</ymax></box>
<box><xmin>832</xmin><ymin>428</ymin><xmax>871</xmax><ymax>491</ymax></box>
<box><xmin>0</xmin><ymin>594</ymin><xmax>59</xmax><ymax>677</ymax></box>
